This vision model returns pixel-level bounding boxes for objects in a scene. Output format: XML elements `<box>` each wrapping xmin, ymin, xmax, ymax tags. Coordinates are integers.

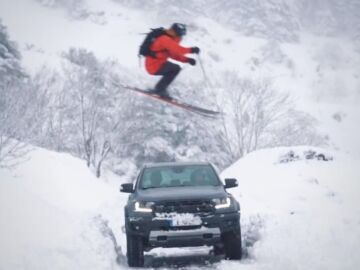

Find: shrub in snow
<box><xmin>333</xmin><ymin>112</ymin><xmax>345</xmax><ymax>122</ymax></box>
<box><xmin>0</xmin><ymin>21</ymin><xmax>42</xmax><ymax>168</ymax></box>
<box><xmin>279</xmin><ymin>149</ymin><xmax>333</xmax><ymax>163</ymax></box>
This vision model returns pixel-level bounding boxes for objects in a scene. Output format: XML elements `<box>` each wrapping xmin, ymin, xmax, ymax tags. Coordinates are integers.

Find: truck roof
<box><xmin>143</xmin><ymin>161</ymin><xmax>212</xmax><ymax>168</ymax></box>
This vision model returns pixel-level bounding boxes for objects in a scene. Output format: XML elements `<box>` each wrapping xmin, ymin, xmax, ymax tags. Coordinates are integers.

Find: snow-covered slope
<box><xmin>0</xmin><ymin>0</ymin><xmax>146</xmax><ymax>71</ymax></box>
<box><xmin>1</xmin><ymin>145</ymin><xmax>359</xmax><ymax>269</ymax></box>
<box><xmin>0</xmin><ymin>0</ymin><xmax>359</xmax><ymax>158</ymax></box>
<box><xmin>222</xmin><ymin>146</ymin><xmax>360</xmax><ymax>270</ymax></box>
<box><xmin>1</xmin><ymin>1</ymin><xmax>360</xmax><ymax>268</ymax></box>
<box><xmin>0</xmin><ymin>147</ymin><xmax>126</xmax><ymax>270</ymax></box>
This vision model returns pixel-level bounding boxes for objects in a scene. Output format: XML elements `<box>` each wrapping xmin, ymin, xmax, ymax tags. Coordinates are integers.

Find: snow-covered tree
<box><xmin>61</xmin><ymin>48</ymin><xmax>113</xmax><ymax>176</ymax></box>
<box><xmin>0</xmin><ymin>20</ymin><xmax>25</xmax><ymax>85</ymax></box>
<box><xmin>0</xmin><ymin>21</ymin><xmax>31</xmax><ymax>168</ymax></box>
<box><xmin>214</xmin><ymin>73</ymin><xmax>325</xmax><ymax>162</ymax></box>
<box><xmin>105</xmin><ymin>78</ymin><xmax>229</xmax><ymax>170</ymax></box>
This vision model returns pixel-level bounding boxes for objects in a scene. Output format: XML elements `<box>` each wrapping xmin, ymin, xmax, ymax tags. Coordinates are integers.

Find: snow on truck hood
<box><xmin>137</xmin><ymin>185</ymin><xmax>226</xmax><ymax>201</ymax></box>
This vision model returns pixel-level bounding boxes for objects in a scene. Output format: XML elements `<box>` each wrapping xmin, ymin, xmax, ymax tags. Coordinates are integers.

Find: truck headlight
<box><xmin>134</xmin><ymin>201</ymin><xmax>154</xmax><ymax>213</ymax></box>
<box><xmin>212</xmin><ymin>197</ymin><xmax>231</xmax><ymax>209</ymax></box>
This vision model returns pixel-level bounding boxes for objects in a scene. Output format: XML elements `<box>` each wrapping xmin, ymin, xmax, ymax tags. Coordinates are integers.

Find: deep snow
<box><xmin>222</xmin><ymin>146</ymin><xmax>360</xmax><ymax>270</ymax></box>
<box><xmin>0</xmin><ymin>147</ymin><xmax>126</xmax><ymax>270</ymax></box>
<box><xmin>1</xmin><ymin>0</ymin><xmax>360</xmax><ymax>269</ymax></box>
<box><xmin>1</xmin><ymin>145</ymin><xmax>359</xmax><ymax>269</ymax></box>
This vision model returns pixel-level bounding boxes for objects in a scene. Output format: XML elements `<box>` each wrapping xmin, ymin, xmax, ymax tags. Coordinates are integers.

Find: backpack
<box><xmin>139</xmin><ymin>27</ymin><xmax>166</xmax><ymax>58</ymax></box>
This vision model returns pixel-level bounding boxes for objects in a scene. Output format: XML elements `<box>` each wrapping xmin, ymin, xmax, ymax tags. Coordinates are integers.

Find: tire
<box><xmin>213</xmin><ymin>244</ymin><xmax>224</xmax><ymax>256</ymax></box>
<box><xmin>223</xmin><ymin>229</ymin><xmax>242</xmax><ymax>260</ymax></box>
<box><xmin>126</xmin><ymin>232</ymin><xmax>144</xmax><ymax>267</ymax></box>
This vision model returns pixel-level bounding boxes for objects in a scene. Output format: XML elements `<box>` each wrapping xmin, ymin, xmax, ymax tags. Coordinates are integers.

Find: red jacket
<box><xmin>145</xmin><ymin>35</ymin><xmax>192</xmax><ymax>75</ymax></box>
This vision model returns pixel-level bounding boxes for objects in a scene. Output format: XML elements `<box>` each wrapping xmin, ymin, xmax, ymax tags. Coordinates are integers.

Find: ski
<box><xmin>114</xmin><ymin>83</ymin><xmax>221</xmax><ymax>118</ymax></box>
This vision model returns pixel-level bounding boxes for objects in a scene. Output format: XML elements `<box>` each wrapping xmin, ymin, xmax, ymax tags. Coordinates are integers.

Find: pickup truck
<box><xmin>120</xmin><ymin>162</ymin><xmax>242</xmax><ymax>267</ymax></box>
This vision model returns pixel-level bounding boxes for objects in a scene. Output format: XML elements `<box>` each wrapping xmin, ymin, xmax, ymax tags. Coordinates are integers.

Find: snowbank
<box><xmin>0</xmin><ymin>147</ymin><xmax>126</xmax><ymax>270</ymax></box>
<box><xmin>1</xmin><ymin>144</ymin><xmax>359</xmax><ymax>270</ymax></box>
<box><xmin>222</xmin><ymin>146</ymin><xmax>360</xmax><ymax>270</ymax></box>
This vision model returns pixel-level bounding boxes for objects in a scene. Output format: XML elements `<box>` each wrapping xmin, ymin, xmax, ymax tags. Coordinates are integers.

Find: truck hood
<box><xmin>136</xmin><ymin>186</ymin><xmax>226</xmax><ymax>202</ymax></box>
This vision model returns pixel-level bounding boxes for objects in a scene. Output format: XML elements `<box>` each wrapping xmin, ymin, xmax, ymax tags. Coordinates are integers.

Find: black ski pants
<box><xmin>154</xmin><ymin>62</ymin><xmax>181</xmax><ymax>92</ymax></box>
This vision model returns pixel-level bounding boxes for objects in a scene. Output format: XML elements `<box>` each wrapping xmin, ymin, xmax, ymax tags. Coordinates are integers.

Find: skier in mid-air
<box><xmin>140</xmin><ymin>23</ymin><xmax>200</xmax><ymax>98</ymax></box>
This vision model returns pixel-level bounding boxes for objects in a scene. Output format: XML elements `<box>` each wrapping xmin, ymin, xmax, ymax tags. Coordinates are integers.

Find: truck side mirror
<box><xmin>224</xmin><ymin>178</ymin><xmax>238</xmax><ymax>189</ymax></box>
<box><xmin>120</xmin><ymin>183</ymin><xmax>134</xmax><ymax>193</ymax></box>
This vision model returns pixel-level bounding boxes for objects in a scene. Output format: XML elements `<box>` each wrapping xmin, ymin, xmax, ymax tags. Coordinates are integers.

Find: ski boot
<box><xmin>148</xmin><ymin>89</ymin><xmax>171</xmax><ymax>99</ymax></box>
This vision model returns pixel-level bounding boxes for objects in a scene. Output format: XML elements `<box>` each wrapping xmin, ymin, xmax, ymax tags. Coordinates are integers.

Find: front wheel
<box><xmin>213</xmin><ymin>244</ymin><xmax>224</xmax><ymax>256</ymax></box>
<box><xmin>223</xmin><ymin>229</ymin><xmax>242</xmax><ymax>260</ymax></box>
<box><xmin>126</xmin><ymin>233</ymin><xmax>144</xmax><ymax>267</ymax></box>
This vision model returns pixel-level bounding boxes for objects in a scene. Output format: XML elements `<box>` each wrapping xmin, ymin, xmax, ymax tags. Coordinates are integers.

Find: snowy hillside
<box><xmin>222</xmin><ymin>146</ymin><xmax>360</xmax><ymax>270</ymax></box>
<box><xmin>1</xmin><ymin>145</ymin><xmax>359</xmax><ymax>269</ymax></box>
<box><xmin>0</xmin><ymin>147</ymin><xmax>126</xmax><ymax>270</ymax></box>
<box><xmin>1</xmin><ymin>1</ymin><xmax>360</xmax><ymax>268</ymax></box>
<box><xmin>0</xmin><ymin>0</ymin><xmax>359</xmax><ymax>159</ymax></box>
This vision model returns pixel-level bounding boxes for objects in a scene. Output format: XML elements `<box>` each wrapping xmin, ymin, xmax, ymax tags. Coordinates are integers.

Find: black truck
<box><xmin>120</xmin><ymin>162</ymin><xmax>242</xmax><ymax>267</ymax></box>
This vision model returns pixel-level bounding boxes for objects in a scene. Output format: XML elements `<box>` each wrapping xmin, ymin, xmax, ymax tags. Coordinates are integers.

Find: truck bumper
<box><xmin>126</xmin><ymin>211</ymin><xmax>240</xmax><ymax>248</ymax></box>
<box><xmin>149</xmin><ymin>227</ymin><xmax>221</xmax><ymax>248</ymax></box>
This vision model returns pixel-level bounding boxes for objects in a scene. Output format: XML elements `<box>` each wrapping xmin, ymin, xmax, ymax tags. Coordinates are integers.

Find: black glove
<box><xmin>187</xmin><ymin>58</ymin><xmax>196</xmax><ymax>66</ymax></box>
<box><xmin>191</xmin><ymin>47</ymin><xmax>200</xmax><ymax>54</ymax></box>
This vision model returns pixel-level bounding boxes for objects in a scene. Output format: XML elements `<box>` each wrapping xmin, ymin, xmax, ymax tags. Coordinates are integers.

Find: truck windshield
<box><xmin>139</xmin><ymin>165</ymin><xmax>221</xmax><ymax>189</ymax></box>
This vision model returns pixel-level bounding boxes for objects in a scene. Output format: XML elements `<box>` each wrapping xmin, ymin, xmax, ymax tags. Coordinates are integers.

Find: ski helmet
<box><xmin>171</xmin><ymin>23</ymin><xmax>187</xmax><ymax>37</ymax></box>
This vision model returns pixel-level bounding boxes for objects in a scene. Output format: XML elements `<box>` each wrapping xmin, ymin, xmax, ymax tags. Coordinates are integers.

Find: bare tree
<box><xmin>38</xmin><ymin>70</ymin><xmax>71</xmax><ymax>152</ymax></box>
<box><xmin>62</xmin><ymin>48</ymin><xmax>104</xmax><ymax>174</ymax></box>
<box><xmin>0</xmin><ymin>89</ymin><xmax>30</xmax><ymax>168</ymax></box>
<box><xmin>93</xmin><ymin>140</ymin><xmax>111</xmax><ymax>178</ymax></box>
<box><xmin>0</xmin><ymin>81</ymin><xmax>40</xmax><ymax>168</ymax></box>
<box><xmin>60</xmin><ymin>48</ymin><xmax>137</xmax><ymax>177</ymax></box>
<box><xmin>268</xmin><ymin>109</ymin><xmax>326</xmax><ymax>147</ymax></box>
<box><xmin>214</xmin><ymin>73</ymin><xmax>324</xmax><ymax>162</ymax></box>
<box><xmin>0</xmin><ymin>21</ymin><xmax>31</xmax><ymax>168</ymax></box>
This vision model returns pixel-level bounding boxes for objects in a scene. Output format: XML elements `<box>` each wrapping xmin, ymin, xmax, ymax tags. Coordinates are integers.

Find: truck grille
<box><xmin>154</xmin><ymin>200</ymin><xmax>214</xmax><ymax>214</ymax></box>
